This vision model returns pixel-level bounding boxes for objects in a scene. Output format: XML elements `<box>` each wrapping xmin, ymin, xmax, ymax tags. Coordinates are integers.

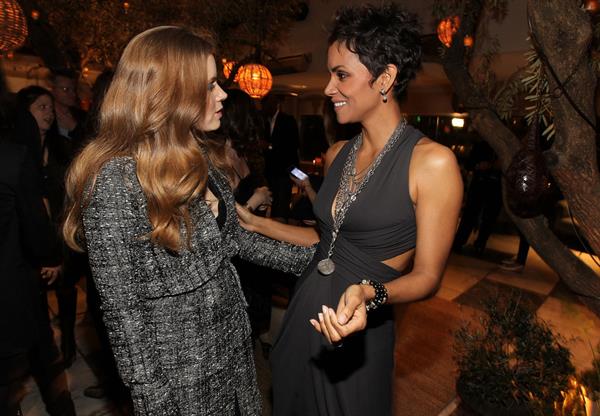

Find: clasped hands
<box><xmin>309</xmin><ymin>284</ymin><xmax>368</xmax><ymax>346</ymax></box>
<box><xmin>41</xmin><ymin>265</ymin><xmax>62</xmax><ymax>285</ymax></box>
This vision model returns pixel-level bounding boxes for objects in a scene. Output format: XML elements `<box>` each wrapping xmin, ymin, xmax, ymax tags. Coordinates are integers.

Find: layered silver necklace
<box><xmin>317</xmin><ymin>119</ymin><xmax>408</xmax><ymax>276</ymax></box>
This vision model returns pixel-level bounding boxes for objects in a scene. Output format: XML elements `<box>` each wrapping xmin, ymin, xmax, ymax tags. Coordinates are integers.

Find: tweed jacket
<box><xmin>83</xmin><ymin>157</ymin><xmax>315</xmax><ymax>415</ymax></box>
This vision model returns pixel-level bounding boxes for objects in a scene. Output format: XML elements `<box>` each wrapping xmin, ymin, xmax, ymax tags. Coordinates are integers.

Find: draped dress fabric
<box><xmin>271</xmin><ymin>125</ymin><xmax>423</xmax><ymax>416</ymax></box>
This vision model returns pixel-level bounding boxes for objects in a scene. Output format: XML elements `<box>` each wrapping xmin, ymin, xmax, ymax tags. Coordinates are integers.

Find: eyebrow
<box><xmin>329</xmin><ymin>65</ymin><xmax>346</xmax><ymax>73</ymax></box>
<box><xmin>208</xmin><ymin>76</ymin><xmax>217</xmax><ymax>83</ymax></box>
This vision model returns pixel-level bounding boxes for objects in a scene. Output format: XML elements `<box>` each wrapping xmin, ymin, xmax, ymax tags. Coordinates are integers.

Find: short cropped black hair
<box><xmin>50</xmin><ymin>68</ymin><xmax>78</xmax><ymax>83</ymax></box>
<box><xmin>328</xmin><ymin>3</ymin><xmax>422</xmax><ymax>101</ymax></box>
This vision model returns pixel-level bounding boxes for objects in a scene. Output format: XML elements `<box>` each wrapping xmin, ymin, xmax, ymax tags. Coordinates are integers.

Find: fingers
<box><xmin>40</xmin><ymin>268</ymin><xmax>60</xmax><ymax>285</ymax></box>
<box><xmin>311</xmin><ymin>305</ymin><xmax>344</xmax><ymax>345</ymax></box>
<box><xmin>323</xmin><ymin>306</ymin><xmax>344</xmax><ymax>344</ymax></box>
<box><xmin>46</xmin><ymin>271</ymin><xmax>59</xmax><ymax>285</ymax></box>
<box><xmin>336</xmin><ymin>285</ymin><xmax>364</xmax><ymax>325</ymax></box>
<box><xmin>309</xmin><ymin>319</ymin><xmax>322</xmax><ymax>334</ymax></box>
<box><xmin>235</xmin><ymin>204</ymin><xmax>252</xmax><ymax>227</ymax></box>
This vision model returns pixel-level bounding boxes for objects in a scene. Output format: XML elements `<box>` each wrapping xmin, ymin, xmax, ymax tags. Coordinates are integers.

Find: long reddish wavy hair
<box><xmin>63</xmin><ymin>26</ymin><xmax>230</xmax><ymax>253</ymax></box>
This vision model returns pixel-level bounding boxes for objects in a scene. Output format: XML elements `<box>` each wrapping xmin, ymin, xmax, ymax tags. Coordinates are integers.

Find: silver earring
<box><xmin>380</xmin><ymin>89</ymin><xmax>388</xmax><ymax>103</ymax></box>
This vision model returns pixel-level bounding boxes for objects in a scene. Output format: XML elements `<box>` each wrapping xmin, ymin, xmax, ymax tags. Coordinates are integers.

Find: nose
<box><xmin>324</xmin><ymin>75</ymin><xmax>336</xmax><ymax>97</ymax></box>
<box><xmin>217</xmin><ymin>84</ymin><xmax>227</xmax><ymax>102</ymax></box>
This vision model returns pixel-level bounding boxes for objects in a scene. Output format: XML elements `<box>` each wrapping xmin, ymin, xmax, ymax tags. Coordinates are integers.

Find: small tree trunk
<box><xmin>528</xmin><ymin>0</ymin><xmax>600</xmax><ymax>257</ymax></box>
<box><xmin>440</xmin><ymin>0</ymin><xmax>600</xmax><ymax>317</ymax></box>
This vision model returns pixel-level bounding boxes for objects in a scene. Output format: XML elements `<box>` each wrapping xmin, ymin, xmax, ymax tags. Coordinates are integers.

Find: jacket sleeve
<box><xmin>235</xmin><ymin>220</ymin><xmax>316</xmax><ymax>275</ymax></box>
<box><xmin>83</xmin><ymin>163</ymin><xmax>179</xmax><ymax>415</ymax></box>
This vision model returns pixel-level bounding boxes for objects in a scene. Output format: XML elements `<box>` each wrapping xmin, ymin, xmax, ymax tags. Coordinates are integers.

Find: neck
<box><xmin>360</xmin><ymin>102</ymin><xmax>403</xmax><ymax>150</ymax></box>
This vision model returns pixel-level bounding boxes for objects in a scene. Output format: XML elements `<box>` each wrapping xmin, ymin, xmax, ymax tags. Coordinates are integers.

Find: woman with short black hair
<box><xmin>238</xmin><ymin>3</ymin><xmax>463</xmax><ymax>415</ymax></box>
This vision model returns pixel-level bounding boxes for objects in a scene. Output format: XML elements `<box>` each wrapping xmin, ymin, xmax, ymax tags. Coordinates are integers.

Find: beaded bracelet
<box><xmin>359</xmin><ymin>279</ymin><xmax>388</xmax><ymax>312</ymax></box>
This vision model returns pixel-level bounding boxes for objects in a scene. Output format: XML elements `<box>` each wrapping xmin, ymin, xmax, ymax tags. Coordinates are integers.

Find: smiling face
<box><xmin>324</xmin><ymin>41</ymin><xmax>382</xmax><ymax>125</ymax></box>
<box><xmin>197</xmin><ymin>55</ymin><xmax>227</xmax><ymax>132</ymax></box>
<box><xmin>29</xmin><ymin>94</ymin><xmax>55</xmax><ymax>134</ymax></box>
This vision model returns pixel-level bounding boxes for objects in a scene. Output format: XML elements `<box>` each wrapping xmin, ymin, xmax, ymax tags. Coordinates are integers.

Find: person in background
<box><xmin>452</xmin><ymin>138</ymin><xmax>502</xmax><ymax>255</ymax></box>
<box><xmin>216</xmin><ymin>89</ymin><xmax>274</xmax><ymax>344</ymax></box>
<box><xmin>49</xmin><ymin>68</ymin><xmax>90</xmax><ymax>366</ymax></box>
<box><xmin>62</xmin><ymin>26</ymin><xmax>315</xmax><ymax>415</ymax></box>
<box><xmin>237</xmin><ymin>4</ymin><xmax>463</xmax><ymax>415</ymax></box>
<box><xmin>262</xmin><ymin>93</ymin><xmax>300</xmax><ymax>222</ymax></box>
<box><xmin>1</xmin><ymin>77</ymin><xmax>76</xmax><ymax>416</ymax></box>
<box><xmin>49</xmin><ymin>68</ymin><xmax>87</xmax><ymax>146</ymax></box>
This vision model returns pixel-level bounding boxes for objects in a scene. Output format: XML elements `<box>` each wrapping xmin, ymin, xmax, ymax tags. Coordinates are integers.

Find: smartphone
<box><xmin>289</xmin><ymin>166</ymin><xmax>309</xmax><ymax>181</ymax></box>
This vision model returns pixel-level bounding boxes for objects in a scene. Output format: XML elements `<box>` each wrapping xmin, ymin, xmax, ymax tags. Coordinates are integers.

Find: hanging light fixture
<box><xmin>237</xmin><ymin>63</ymin><xmax>272</xmax><ymax>99</ymax></box>
<box><xmin>585</xmin><ymin>0</ymin><xmax>600</xmax><ymax>14</ymax></box>
<box><xmin>437</xmin><ymin>16</ymin><xmax>460</xmax><ymax>48</ymax></box>
<box><xmin>222</xmin><ymin>59</ymin><xmax>240</xmax><ymax>82</ymax></box>
<box><xmin>463</xmin><ymin>35</ymin><xmax>474</xmax><ymax>48</ymax></box>
<box><xmin>0</xmin><ymin>0</ymin><xmax>28</xmax><ymax>53</ymax></box>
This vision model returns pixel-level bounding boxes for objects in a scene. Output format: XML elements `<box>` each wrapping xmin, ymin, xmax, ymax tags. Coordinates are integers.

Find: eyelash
<box><xmin>208</xmin><ymin>81</ymin><xmax>218</xmax><ymax>91</ymax></box>
<box><xmin>336</xmin><ymin>71</ymin><xmax>348</xmax><ymax>81</ymax></box>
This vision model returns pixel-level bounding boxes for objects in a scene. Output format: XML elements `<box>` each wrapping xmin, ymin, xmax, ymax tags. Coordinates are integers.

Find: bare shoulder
<box><xmin>411</xmin><ymin>137</ymin><xmax>459</xmax><ymax>174</ymax></box>
<box><xmin>409</xmin><ymin>137</ymin><xmax>462</xmax><ymax>202</ymax></box>
<box><xmin>324</xmin><ymin>140</ymin><xmax>349</xmax><ymax>173</ymax></box>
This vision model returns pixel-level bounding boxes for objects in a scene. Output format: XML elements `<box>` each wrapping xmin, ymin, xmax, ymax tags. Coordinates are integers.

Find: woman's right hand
<box><xmin>236</xmin><ymin>203</ymin><xmax>260</xmax><ymax>232</ymax></box>
<box><xmin>309</xmin><ymin>284</ymin><xmax>368</xmax><ymax>344</ymax></box>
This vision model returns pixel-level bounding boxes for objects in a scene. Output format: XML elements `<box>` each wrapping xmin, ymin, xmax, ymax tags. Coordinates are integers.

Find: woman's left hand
<box><xmin>309</xmin><ymin>284</ymin><xmax>368</xmax><ymax>345</ymax></box>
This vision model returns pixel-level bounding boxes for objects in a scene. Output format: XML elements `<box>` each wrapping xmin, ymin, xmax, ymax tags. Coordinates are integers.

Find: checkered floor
<box><xmin>19</xmin><ymin>233</ymin><xmax>600</xmax><ymax>416</ymax></box>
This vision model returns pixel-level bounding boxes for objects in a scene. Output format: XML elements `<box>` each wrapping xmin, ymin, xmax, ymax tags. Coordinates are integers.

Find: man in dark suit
<box><xmin>0</xmin><ymin>139</ymin><xmax>76</xmax><ymax>415</ymax></box>
<box><xmin>50</xmin><ymin>68</ymin><xmax>90</xmax><ymax>366</ymax></box>
<box><xmin>262</xmin><ymin>94</ymin><xmax>300</xmax><ymax>221</ymax></box>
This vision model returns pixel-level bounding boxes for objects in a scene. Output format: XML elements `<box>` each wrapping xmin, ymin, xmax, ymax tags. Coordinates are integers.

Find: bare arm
<box><xmin>236</xmin><ymin>204</ymin><xmax>319</xmax><ymax>246</ymax></box>
<box><xmin>313</xmin><ymin>141</ymin><xmax>463</xmax><ymax>343</ymax></box>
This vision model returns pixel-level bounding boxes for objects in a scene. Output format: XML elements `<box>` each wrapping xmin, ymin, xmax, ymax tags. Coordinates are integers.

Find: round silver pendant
<box><xmin>317</xmin><ymin>258</ymin><xmax>335</xmax><ymax>276</ymax></box>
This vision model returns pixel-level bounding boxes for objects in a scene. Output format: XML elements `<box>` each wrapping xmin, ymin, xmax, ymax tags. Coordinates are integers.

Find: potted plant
<box><xmin>580</xmin><ymin>344</ymin><xmax>600</xmax><ymax>416</ymax></box>
<box><xmin>454</xmin><ymin>291</ymin><xmax>575</xmax><ymax>415</ymax></box>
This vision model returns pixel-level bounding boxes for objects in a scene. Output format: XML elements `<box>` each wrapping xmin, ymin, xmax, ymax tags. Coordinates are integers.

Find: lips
<box><xmin>332</xmin><ymin>101</ymin><xmax>347</xmax><ymax>109</ymax></box>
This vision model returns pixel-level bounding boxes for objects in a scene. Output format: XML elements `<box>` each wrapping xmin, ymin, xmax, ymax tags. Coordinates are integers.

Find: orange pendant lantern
<box><xmin>0</xmin><ymin>0</ymin><xmax>28</xmax><ymax>52</ymax></box>
<box><xmin>437</xmin><ymin>16</ymin><xmax>460</xmax><ymax>48</ymax></box>
<box><xmin>463</xmin><ymin>35</ymin><xmax>474</xmax><ymax>48</ymax></box>
<box><xmin>237</xmin><ymin>63</ymin><xmax>273</xmax><ymax>99</ymax></box>
<box><xmin>222</xmin><ymin>59</ymin><xmax>240</xmax><ymax>82</ymax></box>
<box><xmin>585</xmin><ymin>0</ymin><xmax>600</xmax><ymax>13</ymax></box>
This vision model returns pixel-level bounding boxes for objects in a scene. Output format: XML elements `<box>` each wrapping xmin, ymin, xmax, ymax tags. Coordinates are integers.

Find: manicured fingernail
<box><xmin>318</xmin><ymin>313</ymin><xmax>324</xmax><ymax>321</ymax></box>
<box><xmin>338</xmin><ymin>313</ymin><xmax>348</xmax><ymax>325</ymax></box>
<box><xmin>309</xmin><ymin>319</ymin><xmax>318</xmax><ymax>327</ymax></box>
<box><xmin>322</xmin><ymin>305</ymin><xmax>327</xmax><ymax>314</ymax></box>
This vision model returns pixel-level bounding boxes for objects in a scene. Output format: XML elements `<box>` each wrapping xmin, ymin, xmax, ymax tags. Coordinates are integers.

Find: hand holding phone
<box><xmin>290</xmin><ymin>166</ymin><xmax>309</xmax><ymax>181</ymax></box>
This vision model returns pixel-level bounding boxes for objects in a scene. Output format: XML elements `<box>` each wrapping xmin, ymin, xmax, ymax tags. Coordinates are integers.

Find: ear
<box><xmin>376</xmin><ymin>64</ymin><xmax>398</xmax><ymax>94</ymax></box>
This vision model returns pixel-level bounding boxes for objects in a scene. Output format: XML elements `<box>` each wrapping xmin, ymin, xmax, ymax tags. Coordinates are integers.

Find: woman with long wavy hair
<box><xmin>62</xmin><ymin>26</ymin><xmax>315</xmax><ymax>415</ymax></box>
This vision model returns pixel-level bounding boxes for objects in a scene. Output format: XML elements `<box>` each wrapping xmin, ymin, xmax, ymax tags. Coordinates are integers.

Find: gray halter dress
<box><xmin>271</xmin><ymin>124</ymin><xmax>422</xmax><ymax>416</ymax></box>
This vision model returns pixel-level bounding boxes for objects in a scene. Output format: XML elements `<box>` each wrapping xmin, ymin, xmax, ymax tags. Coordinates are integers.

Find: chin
<box><xmin>336</xmin><ymin>114</ymin><xmax>355</xmax><ymax>125</ymax></box>
<box><xmin>198</xmin><ymin>120</ymin><xmax>221</xmax><ymax>132</ymax></box>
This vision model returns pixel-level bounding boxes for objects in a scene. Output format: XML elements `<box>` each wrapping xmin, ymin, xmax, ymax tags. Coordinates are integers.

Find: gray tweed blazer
<box><xmin>83</xmin><ymin>157</ymin><xmax>315</xmax><ymax>415</ymax></box>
